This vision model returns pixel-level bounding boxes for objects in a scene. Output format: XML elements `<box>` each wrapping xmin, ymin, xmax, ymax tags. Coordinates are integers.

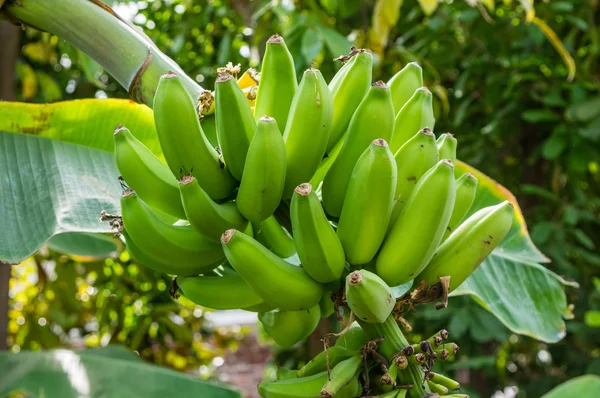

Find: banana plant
<box><xmin>0</xmin><ymin>1</ymin><xmax>579</xmax><ymax>396</ymax></box>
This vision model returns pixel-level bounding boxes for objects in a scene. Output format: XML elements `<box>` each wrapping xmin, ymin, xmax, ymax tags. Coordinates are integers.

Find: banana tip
<box><xmin>372</xmin><ymin>138</ymin><xmax>388</xmax><ymax>147</ymax></box>
<box><xmin>260</xmin><ymin>115</ymin><xmax>275</xmax><ymax>122</ymax></box>
<box><xmin>122</xmin><ymin>188</ymin><xmax>135</xmax><ymax>197</ymax></box>
<box><xmin>162</xmin><ymin>71</ymin><xmax>177</xmax><ymax>79</ymax></box>
<box><xmin>319</xmin><ymin>390</ymin><xmax>333</xmax><ymax>398</ymax></box>
<box><xmin>221</xmin><ymin>229</ymin><xmax>236</xmax><ymax>244</ymax></box>
<box><xmin>267</xmin><ymin>34</ymin><xmax>284</xmax><ymax>44</ymax></box>
<box><xmin>180</xmin><ymin>175</ymin><xmax>195</xmax><ymax>185</ymax></box>
<box><xmin>419</xmin><ymin>127</ymin><xmax>433</xmax><ymax>136</ymax></box>
<box><xmin>372</xmin><ymin>80</ymin><xmax>388</xmax><ymax>89</ymax></box>
<box><xmin>216</xmin><ymin>73</ymin><xmax>233</xmax><ymax>83</ymax></box>
<box><xmin>348</xmin><ymin>271</ymin><xmax>362</xmax><ymax>286</ymax></box>
<box><xmin>417</xmin><ymin>86</ymin><xmax>432</xmax><ymax>95</ymax></box>
<box><xmin>114</xmin><ymin>125</ymin><xmax>127</xmax><ymax>135</ymax></box>
<box><xmin>441</xmin><ymin>159</ymin><xmax>454</xmax><ymax>168</ymax></box>
<box><xmin>294</xmin><ymin>183</ymin><xmax>313</xmax><ymax>196</ymax></box>
<box><xmin>408</xmin><ymin>61</ymin><xmax>422</xmax><ymax>69</ymax></box>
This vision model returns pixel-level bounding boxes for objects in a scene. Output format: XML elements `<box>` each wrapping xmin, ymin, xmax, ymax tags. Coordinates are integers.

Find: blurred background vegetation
<box><xmin>1</xmin><ymin>0</ymin><xmax>599</xmax><ymax>397</ymax></box>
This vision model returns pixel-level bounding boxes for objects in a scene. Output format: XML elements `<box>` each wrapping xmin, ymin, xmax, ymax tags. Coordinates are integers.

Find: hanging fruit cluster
<box><xmin>108</xmin><ymin>34</ymin><xmax>514</xmax><ymax>397</ymax></box>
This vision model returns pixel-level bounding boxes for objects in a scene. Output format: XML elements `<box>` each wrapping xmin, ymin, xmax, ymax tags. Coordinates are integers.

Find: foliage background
<box><xmin>3</xmin><ymin>0</ymin><xmax>599</xmax><ymax>397</ymax></box>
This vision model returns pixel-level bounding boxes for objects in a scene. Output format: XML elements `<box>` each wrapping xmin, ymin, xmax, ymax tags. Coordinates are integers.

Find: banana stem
<box><xmin>358</xmin><ymin>316</ymin><xmax>429</xmax><ymax>397</ymax></box>
<box><xmin>2</xmin><ymin>0</ymin><xmax>202</xmax><ymax>106</ymax></box>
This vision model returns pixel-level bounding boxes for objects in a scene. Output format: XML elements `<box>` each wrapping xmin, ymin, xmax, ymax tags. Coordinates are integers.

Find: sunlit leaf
<box><xmin>541</xmin><ymin>375</ymin><xmax>600</xmax><ymax>398</ymax></box>
<box><xmin>418</xmin><ymin>0</ymin><xmax>439</xmax><ymax>16</ymax></box>
<box><xmin>0</xmin><ymin>99</ymin><xmax>160</xmax><ymax>156</ymax></box>
<box><xmin>368</xmin><ymin>0</ymin><xmax>403</xmax><ymax>55</ymax></box>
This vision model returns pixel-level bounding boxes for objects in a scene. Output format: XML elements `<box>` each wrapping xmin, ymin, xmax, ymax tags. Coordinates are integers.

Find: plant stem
<box><xmin>2</xmin><ymin>0</ymin><xmax>202</xmax><ymax>106</ymax></box>
<box><xmin>358</xmin><ymin>316</ymin><xmax>429</xmax><ymax>397</ymax></box>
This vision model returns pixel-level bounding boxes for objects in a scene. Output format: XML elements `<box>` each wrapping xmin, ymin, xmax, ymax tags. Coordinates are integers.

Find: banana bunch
<box><xmin>111</xmin><ymin>34</ymin><xmax>516</xmax><ymax>398</ymax></box>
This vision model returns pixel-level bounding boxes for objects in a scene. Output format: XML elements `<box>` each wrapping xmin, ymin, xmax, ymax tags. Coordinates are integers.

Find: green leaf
<box><xmin>0</xmin><ymin>132</ymin><xmax>120</xmax><ymax>264</ymax></box>
<box><xmin>47</xmin><ymin>232</ymin><xmax>118</xmax><ymax>259</ymax></box>
<box><xmin>565</xmin><ymin>96</ymin><xmax>600</xmax><ymax>122</ymax></box>
<box><xmin>542</xmin><ymin>375</ymin><xmax>600</xmax><ymax>398</ymax></box>
<box><xmin>319</xmin><ymin>26</ymin><xmax>352</xmax><ymax>58</ymax></box>
<box><xmin>301</xmin><ymin>27</ymin><xmax>323</xmax><ymax>62</ymax></box>
<box><xmin>542</xmin><ymin>135</ymin><xmax>567</xmax><ymax>159</ymax></box>
<box><xmin>0</xmin><ymin>347</ymin><xmax>241</xmax><ymax>398</ymax></box>
<box><xmin>521</xmin><ymin>109</ymin><xmax>560</xmax><ymax>123</ymax></box>
<box><xmin>451</xmin><ymin>161</ymin><xmax>575</xmax><ymax>343</ymax></box>
<box><xmin>0</xmin><ymin>99</ymin><xmax>160</xmax><ymax>156</ymax></box>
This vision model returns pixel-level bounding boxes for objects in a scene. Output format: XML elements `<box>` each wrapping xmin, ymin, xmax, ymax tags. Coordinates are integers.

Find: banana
<box><xmin>258</xmin><ymin>371</ymin><xmax>328</xmax><ymax>398</ymax></box>
<box><xmin>334</xmin><ymin>323</ymin><xmax>367</xmax><ymax>351</ymax></box>
<box><xmin>236</xmin><ymin>116</ymin><xmax>286</xmax><ymax>224</ymax></box>
<box><xmin>387</xmin><ymin>62</ymin><xmax>423</xmax><ymax>113</ymax></box>
<box><xmin>153</xmin><ymin>72</ymin><xmax>236</xmax><ymax>200</ymax></box>
<box><xmin>345</xmin><ymin>270</ymin><xmax>395</xmax><ymax>323</ymax></box>
<box><xmin>243</xmin><ymin>301</ymin><xmax>276</xmax><ymax>313</ymax></box>
<box><xmin>178</xmin><ymin>175</ymin><xmax>248</xmax><ymax>242</ymax></box>
<box><xmin>322</xmin><ymin>81</ymin><xmax>395</xmax><ymax>217</ymax></box>
<box><xmin>427</xmin><ymin>380</ymin><xmax>449</xmax><ymax>395</ymax></box>
<box><xmin>221</xmin><ymin>229</ymin><xmax>324</xmax><ymax>310</ymax></box>
<box><xmin>327</xmin><ymin>49</ymin><xmax>373</xmax><ymax>152</ymax></box>
<box><xmin>337</xmin><ymin>139</ymin><xmax>397</xmax><ymax>265</ymax></box>
<box><xmin>276</xmin><ymin>368</ymin><xmax>298</xmax><ymax>381</ymax></box>
<box><xmin>297</xmin><ymin>346</ymin><xmax>356</xmax><ymax>377</ymax></box>
<box><xmin>283</xmin><ymin>68</ymin><xmax>334</xmax><ymax>198</ymax></box>
<box><xmin>393</xmin><ymin>127</ymin><xmax>439</xmax><ymax>202</ymax></box>
<box><xmin>256</xmin><ymin>215</ymin><xmax>297</xmax><ymax>258</ymax></box>
<box><xmin>437</xmin><ymin>133</ymin><xmax>457</xmax><ymax>164</ymax></box>
<box><xmin>389</xmin><ymin>87</ymin><xmax>435</xmax><ymax>153</ymax></box>
<box><xmin>386</xmin><ymin>127</ymin><xmax>439</xmax><ymax>233</ymax></box>
<box><xmin>243</xmin><ymin>85</ymin><xmax>258</xmax><ymax>107</ymax></box>
<box><xmin>415</xmin><ymin>200</ymin><xmax>514</xmax><ymax>291</ymax></box>
<box><xmin>254</xmin><ymin>34</ymin><xmax>297</xmax><ymax>131</ymax></box>
<box><xmin>336</xmin><ymin>373</ymin><xmax>362</xmax><ymax>398</ymax></box>
<box><xmin>441</xmin><ymin>173</ymin><xmax>478</xmax><ymax>242</ymax></box>
<box><xmin>175</xmin><ymin>269</ymin><xmax>264</xmax><ymax>310</ymax></box>
<box><xmin>121</xmin><ymin>190</ymin><xmax>224</xmax><ymax>275</ymax></box>
<box><xmin>378</xmin><ymin>389</ymin><xmax>407</xmax><ymax>397</ymax></box>
<box><xmin>429</xmin><ymin>372</ymin><xmax>460</xmax><ymax>391</ymax></box>
<box><xmin>237</xmin><ymin>67</ymin><xmax>260</xmax><ymax>89</ymax></box>
<box><xmin>121</xmin><ymin>229</ymin><xmax>187</xmax><ymax>275</ymax></box>
<box><xmin>259</xmin><ymin>305</ymin><xmax>321</xmax><ymax>348</ymax></box>
<box><xmin>215</xmin><ymin>72</ymin><xmax>256</xmax><ymax>180</ymax></box>
<box><xmin>320</xmin><ymin>354</ymin><xmax>363</xmax><ymax>398</ymax></box>
<box><xmin>376</xmin><ymin>159</ymin><xmax>456</xmax><ymax>286</ymax></box>
<box><xmin>290</xmin><ymin>183</ymin><xmax>346</xmax><ymax>283</ymax></box>
<box><xmin>113</xmin><ymin>125</ymin><xmax>186</xmax><ymax>220</ymax></box>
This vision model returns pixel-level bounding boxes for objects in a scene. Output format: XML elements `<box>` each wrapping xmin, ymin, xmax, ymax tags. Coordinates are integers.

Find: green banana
<box><xmin>378</xmin><ymin>389</ymin><xmax>407</xmax><ymax>397</ymax></box>
<box><xmin>437</xmin><ymin>133</ymin><xmax>457</xmax><ymax>164</ymax></box>
<box><xmin>120</xmin><ymin>190</ymin><xmax>224</xmax><ymax>275</ymax></box>
<box><xmin>322</xmin><ymin>81</ymin><xmax>395</xmax><ymax>217</ymax></box>
<box><xmin>393</xmin><ymin>127</ymin><xmax>439</xmax><ymax>202</ymax></box>
<box><xmin>215</xmin><ymin>72</ymin><xmax>256</xmax><ymax>180</ymax></box>
<box><xmin>121</xmin><ymin>229</ymin><xmax>189</xmax><ymax>275</ymax></box>
<box><xmin>320</xmin><ymin>354</ymin><xmax>363</xmax><ymax>398</ymax></box>
<box><xmin>254</xmin><ymin>34</ymin><xmax>297</xmax><ymax>131</ymax></box>
<box><xmin>386</xmin><ymin>127</ymin><xmax>439</xmax><ymax>233</ymax></box>
<box><xmin>276</xmin><ymin>368</ymin><xmax>298</xmax><ymax>381</ymax></box>
<box><xmin>387</xmin><ymin>62</ymin><xmax>423</xmax><ymax>113</ymax></box>
<box><xmin>337</xmin><ymin>139</ymin><xmax>397</xmax><ymax>265</ymax></box>
<box><xmin>427</xmin><ymin>380</ymin><xmax>449</xmax><ymax>395</ymax></box>
<box><xmin>283</xmin><ymin>68</ymin><xmax>334</xmax><ymax>198</ymax></box>
<box><xmin>416</xmin><ymin>200</ymin><xmax>514</xmax><ymax>291</ymax></box>
<box><xmin>259</xmin><ymin>305</ymin><xmax>321</xmax><ymax>348</ymax></box>
<box><xmin>153</xmin><ymin>72</ymin><xmax>236</xmax><ymax>200</ymax></box>
<box><xmin>243</xmin><ymin>301</ymin><xmax>276</xmax><ymax>313</ymax></box>
<box><xmin>290</xmin><ymin>183</ymin><xmax>346</xmax><ymax>283</ymax></box>
<box><xmin>389</xmin><ymin>87</ymin><xmax>435</xmax><ymax>153</ymax></box>
<box><xmin>334</xmin><ymin>323</ymin><xmax>367</xmax><ymax>351</ymax></box>
<box><xmin>221</xmin><ymin>229</ymin><xmax>324</xmax><ymax>310</ymax></box>
<box><xmin>442</xmin><ymin>173</ymin><xmax>478</xmax><ymax>242</ymax></box>
<box><xmin>113</xmin><ymin>125</ymin><xmax>186</xmax><ymax>220</ymax></box>
<box><xmin>376</xmin><ymin>160</ymin><xmax>456</xmax><ymax>286</ymax></box>
<box><xmin>179</xmin><ymin>175</ymin><xmax>248</xmax><ymax>242</ymax></box>
<box><xmin>175</xmin><ymin>269</ymin><xmax>264</xmax><ymax>310</ymax></box>
<box><xmin>429</xmin><ymin>372</ymin><xmax>460</xmax><ymax>391</ymax></box>
<box><xmin>327</xmin><ymin>49</ymin><xmax>373</xmax><ymax>152</ymax></box>
<box><xmin>236</xmin><ymin>116</ymin><xmax>286</xmax><ymax>224</ymax></box>
<box><xmin>256</xmin><ymin>215</ymin><xmax>297</xmax><ymax>258</ymax></box>
<box><xmin>258</xmin><ymin>371</ymin><xmax>328</xmax><ymax>398</ymax></box>
<box><xmin>336</xmin><ymin>373</ymin><xmax>362</xmax><ymax>398</ymax></box>
<box><xmin>345</xmin><ymin>270</ymin><xmax>395</xmax><ymax>324</ymax></box>
<box><xmin>297</xmin><ymin>346</ymin><xmax>355</xmax><ymax>377</ymax></box>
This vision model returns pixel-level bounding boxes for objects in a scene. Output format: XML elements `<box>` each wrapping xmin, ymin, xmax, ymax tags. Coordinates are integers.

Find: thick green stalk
<box><xmin>358</xmin><ymin>316</ymin><xmax>429</xmax><ymax>397</ymax></box>
<box><xmin>2</xmin><ymin>0</ymin><xmax>202</xmax><ymax>106</ymax></box>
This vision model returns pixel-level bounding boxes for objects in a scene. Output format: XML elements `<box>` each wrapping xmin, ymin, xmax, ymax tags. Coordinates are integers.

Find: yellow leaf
<box><xmin>519</xmin><ymin>0</ymin><xmax>535</xmax><ymax>23</ymax></box>
<box><xmin>531</xmin><ymin>17</ymin><xmax>576</xmax><ymax>81</ymax></box>
<box><xmin>418</xmin><ymin>0</ymin><xmax>439</xmax><ymax>16</ymax></box>
<box><xmin>368</xmin><ymin>0</ymin><xmax>404</xmax><ymax>55</ymax></box>
<box><xmin>480</xmin><ymin>0</ymin><xmax>495</xmax><ymax>10</ymax></box>
<box><xmin>16</xmin><ymin>63</ymin><xmax>38</xmax><ymax>100</ymax></box>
